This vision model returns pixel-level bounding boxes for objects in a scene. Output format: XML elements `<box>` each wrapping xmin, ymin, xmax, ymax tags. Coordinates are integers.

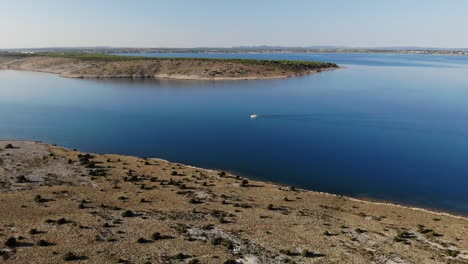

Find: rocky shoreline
<box><xmin>0</xmin><ymin>140</ymin><xmax>467</xmax><ymax>263</ymax></box>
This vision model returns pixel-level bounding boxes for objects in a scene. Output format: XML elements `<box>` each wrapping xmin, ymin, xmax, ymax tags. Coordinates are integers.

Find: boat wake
<box><xmin>250</xmin><ymin>113</ymin><xmax>468</xmax><ymax>138</ymax></box>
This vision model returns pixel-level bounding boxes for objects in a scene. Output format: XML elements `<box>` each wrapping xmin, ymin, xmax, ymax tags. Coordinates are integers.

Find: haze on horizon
<box><xmin>1</xmin><ymin>0</ymin><xmax>467</xmax><ymax>49</ymax></box>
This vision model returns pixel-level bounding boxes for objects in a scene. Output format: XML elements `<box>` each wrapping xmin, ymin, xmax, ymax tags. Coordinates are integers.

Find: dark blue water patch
<box><xmin>1</xmin><ymin>53</ymin><xmax>468</xmax><ymax>215</ymax></box>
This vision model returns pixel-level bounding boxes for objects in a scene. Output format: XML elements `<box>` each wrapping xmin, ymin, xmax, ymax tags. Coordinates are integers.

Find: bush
<box><xmin>267</xmin><ymin>204</ymin><xmax>274</xmax><ymax>210</ymax></box>
<box><xmin>211</xmin><ymin>237</ymin><xmax>223</xmax><ymax>245</ymax></box>
<box><xmin>174</xmin><ymin>253</ymin><xmax>188</xmax><ymax>260</ymax></box>
<box><xmin>121</xmin><ymin>210</ymin><xmax>134</xmax><ymax>217</ymax></box>
<box><xmin>4</xmin><ymin>143</ymin><xmax>14</xmax><ymax>149</ymax></box>
<box><xmin>240</xmin><ymin>179</ymin><xmax>249</xmax><ymax>187</ymax></box>
<box><xmin>151</xmin><ymin>232</ymin><xmax>161</xmax><ymax>240</ymax></box>
<box><xmin>36</xmin><ymin>239</ymin><xmax>49</xmax><ymax>247</ymax></box>
<box><xmin>4</xmin><ymin>237</ymin><xmax>17</xmax><ymax>247</ymax></box>
<box><xmin>29</xmin><ymin>228</ymin><xmax>39</xmax><ymax>235</ymax></box>
<box><xmin>34</xmin><ymin>195</ymin><xmax>45</xmax><ymax>203</ymax></box>
<box><xmin>57</xmin><ymin>218</ymin><xmax>67</xmax><ymax>225</ymax></box>
<box><xmin>279</xmin><ymin>249</ymin><xmax>293</xmax><ymax>256</ymax></box>
<box><xmin>301</xmin><ymin>249</ymin><xmax>311</xmax><ymax>257</ymax></box>
<box><xmin>446</xmin><ymin>249</ymin><xmax>460</xmax><ymax>258</ymax></box>
<box><xmin>136</xmin><ymin>237</ymin><xmax>146</xmax><ymax>244</ymax></box>
<box><xmin>63</xmin><ymin>252</ymin><xmax>78</xmax><ymax>261</ymax></box>
<box><xmin>355</xmin><ymin>228</ymin><xmax>366</xmax><ymax>234</ymax></box>
<box><xmin>15</xmin><ymin>175</ymin><xmax>28</xmax><ymax>183</ymax></box>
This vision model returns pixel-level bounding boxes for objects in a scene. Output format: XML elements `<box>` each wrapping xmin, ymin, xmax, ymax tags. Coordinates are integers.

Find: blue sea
<box><xmin>2</xmin><ymin>52</ymin><xmax>468</xmax><ymax>215</ymax></box>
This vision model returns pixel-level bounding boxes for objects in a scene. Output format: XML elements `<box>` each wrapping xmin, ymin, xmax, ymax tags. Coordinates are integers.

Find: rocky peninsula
<box><xmin>0</xmin><ymin>53</ymin><xmax>338</xmax><ymax>80</ymax></box>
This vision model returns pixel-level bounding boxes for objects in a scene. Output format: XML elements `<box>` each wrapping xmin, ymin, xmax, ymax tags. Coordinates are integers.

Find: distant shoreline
<box><xmin>0</xmin><ymin>53</ymin><xmax>339</xmax><ymax>80</ymax></box>
<box><xmin>3</xmin><ymin>47</ymin><xmax>468</xmax><ymax>56</ymax></box>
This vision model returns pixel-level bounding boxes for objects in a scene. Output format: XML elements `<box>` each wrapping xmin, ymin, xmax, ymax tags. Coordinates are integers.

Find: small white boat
<box><xmin>250</xmin><ymin>114</ymin><xmax>258</xmax><ymax>119</ymax></box>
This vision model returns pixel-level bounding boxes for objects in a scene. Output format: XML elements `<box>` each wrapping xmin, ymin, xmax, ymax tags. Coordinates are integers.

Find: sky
<box><xmin>1</xmin><ymin>0</ymin><xmax>467</xmax><ymax>49</ymax></box>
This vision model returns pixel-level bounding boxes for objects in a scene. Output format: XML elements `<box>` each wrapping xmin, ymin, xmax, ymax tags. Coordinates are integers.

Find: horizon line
<box><xmin>2</xmin><ymin>45</ymin><xmax>468</xmax><ymax>51</ymax></box>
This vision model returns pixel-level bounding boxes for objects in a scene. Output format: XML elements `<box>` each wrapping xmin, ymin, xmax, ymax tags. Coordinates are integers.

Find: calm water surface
<box><xmin>2</xmin><ymin>53</ymin><xmax>468</xmax><ymax>215</ymax></box>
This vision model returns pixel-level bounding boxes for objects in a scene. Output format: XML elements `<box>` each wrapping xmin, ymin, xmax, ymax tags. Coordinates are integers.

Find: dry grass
<box><xmin>0</xmin><ymin>141</ymin><xmax>467</xmax><ymax>263</ymax></box>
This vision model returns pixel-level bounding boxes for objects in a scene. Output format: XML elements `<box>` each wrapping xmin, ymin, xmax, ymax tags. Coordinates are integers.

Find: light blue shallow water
<box><xmin>2</xmin><ymin>52</ymin><xmax>468</xmax><ymax>215</ymax></box>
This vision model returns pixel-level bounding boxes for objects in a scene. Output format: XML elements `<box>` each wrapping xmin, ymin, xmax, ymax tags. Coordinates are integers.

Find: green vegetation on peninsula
<box><xmin>0</xmin><ymin>52</ymin><xmax>338</xmax><ymax>80</ymax></box>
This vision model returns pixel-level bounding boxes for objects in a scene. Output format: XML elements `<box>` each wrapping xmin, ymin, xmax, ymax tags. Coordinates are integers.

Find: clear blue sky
<box><xmin>1</xmin><ymin>0</ymin><xmax>467</xmax><ymax>49</ymax></box>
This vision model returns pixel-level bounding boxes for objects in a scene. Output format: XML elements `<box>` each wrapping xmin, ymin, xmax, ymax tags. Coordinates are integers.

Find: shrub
<box><xmin>15</xmin><ymin>175</ymin><xmax>28</xmax><ymax>183</ymax></box>
<box><xmin>57</xmin><ymin>218</ymin><xmax>67</xmax><ymax>225</ymax></box>
<box><xmin>240</xmin><ymin>179</ymin><xmax>249</xmax><ymax>187</ymax></box>
<box><xmin>171</xmin><ymin>171</ymin><xmax>178</xmax><ymax>176</ymax></box>
<box><xmin>355</xmin><ymin>228</ymin><xmax>366</xmax><ymax>234</ymax></box>
<box><xmin>174</xmin><ymin>253</ymin><xmax>188</xmax><ymax>260</ymax></box>
<box><xmin>4</xmin><ymin>237</ymin><xmax>17</xmax><ymax>247</ymax></box>
<box><xmin>121</xmin><ymin>210</ymin><xmax>134</xmax><ymax>217</ymax></box>
<box><xmin>151</xmin><ymin>232</ymin><xmax>161</xmax><ymax>240</ymax></box>
<box><xmin>279</xmin><ymin>249</ymin><xmax>293</xmax><ymax>256</ymax></box>
<box><xmin>218</xmin><ymin>216</ymin><xmax>227</xmax><ymax>224</ymax></box>
<box><xmin>417</xmin><ymin>224</ymin><xmax>433</xmax><ymax>234</ymax></box>
<box><xmin>29</xmin><ymin>228</ymin><xmax>39</xmax><ymax>235</ymax></box>
<box><xmin>136</xmin><ymin>237</ymin><xmax>146</xmax><ymax>244</ymax></box>
<box><xmin>267</xmin><ymin>204</ymin><xmax>274</xmax><ymax>210</ymax></box>
<box><xmin>211</xmin><ymin>237</ymin><xmax>223</xmax><ymax>245</ymax></box>
<box><xmin>34</xmin><ymin>195</ymin><xmax>45</xmax><ymax>203</ymax></box>
<box><xmin>445</xmin><ymin>249</ymin><xmax>460</xmax><ymax>258</ymax></box>
<box><xmin>36</xmin><ymin>239</ymin><xmax>49</xmax><ymax>247</ymax></box>
<box><xmin>223</xmin><ymin>260</ymin><xmax>237</xmax><ymax>264</ymax></box>
<box><xmin>4</xmin><ymin>143</ymin><xmax>14</xmax><ymax>149</ymax></box>
<box><xmin>106</xmin><ymin>237</ymin><xmax>117</xmax><ymax>242</ymax></box>
<box><xmin>63</xmin><ymin>252</ymin><xmax>78</xmax><ymax>261</ymax></box>
<box><xmin>301</xmin><ymin>249</ymin><xmax>311</xmax><ymax>257</ymax></box>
